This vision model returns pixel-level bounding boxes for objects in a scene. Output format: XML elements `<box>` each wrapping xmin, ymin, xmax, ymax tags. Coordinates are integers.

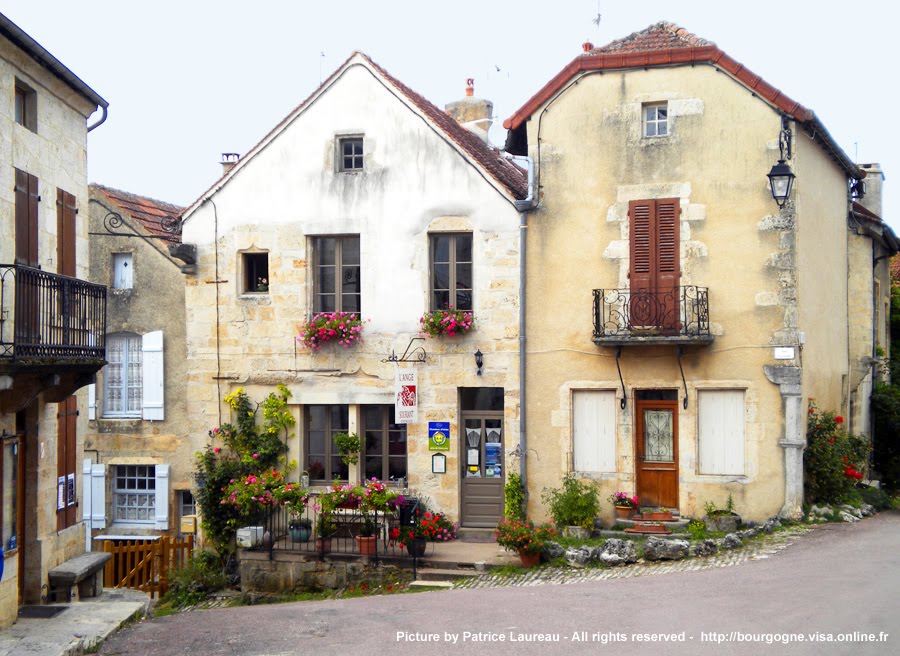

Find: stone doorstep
<box><xmin>456</xmin><ymin>527</ymin><xmax>496</xmax><ymax>543</ymax></box>
<box><xmin>613</xmin><ymin>517</ymin><xmax>691</xmax><ymax>530</ymax></box>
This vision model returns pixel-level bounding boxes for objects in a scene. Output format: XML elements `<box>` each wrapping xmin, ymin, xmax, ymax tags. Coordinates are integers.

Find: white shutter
<box><xmin>141</xmin><ymin>331</ymin><xmax>164</xmax><ymax>420</ymax></box>
<box><xmin>154</xmin><ymin>464</ymin><xmax>170</xmax><ymax>529</ymax></box>
<box><xmin>699</xmin><ymin>390</ymin><xmax>745</xmax><ymax>475</ymax></box>
<box><xmin>113</xmin><ymin>253</ymin><xmax>133</xmax><ymax>289</ymax></box>
<box><xmin>87</xmin><ymin>383</ymin><xmax>96</xmax><ymax>420</ymax></box>
<box><xmin>573</xmin><ymin>390</ymin><xmax>617</xmax><ymax>473</ymax></box>
<box><xmin>81</xmin><ymin>461</ymin><xmax>107</xmax><ymax>530</ymax></box>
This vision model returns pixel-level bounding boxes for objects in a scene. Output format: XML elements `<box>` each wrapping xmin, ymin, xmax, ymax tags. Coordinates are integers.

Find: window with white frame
<box><xmin>104</xmin><ymin>333</ymin><xmax>142</xmax><ymax>416</ymax></box>
<box><xmin>572</xmin><ymin>390</ymin><xmax>617</xmax><ymax>472</ymax></box>
<box><xmin>102</xmin><ymin>331</ymin><xmax>165</xmax><ymax>420</ymax></box>
<box><xmin>698</xmin><ymin>390</ymin><xmax>745</xmax><ymax>475</ymax></box>
<box><xmin>643</xmin><ymin>103</ymin><xmax>668</xmax><ymax>137</ymax></box>
<box><xmin>113</xmin><ymin>253</ymin><xmax>133</xmax><ymax>289</ymax></box>
<box><xmin>115</xmin><ymin>464</ymin><xmax>156</xmax><ymax>523</ymax></box>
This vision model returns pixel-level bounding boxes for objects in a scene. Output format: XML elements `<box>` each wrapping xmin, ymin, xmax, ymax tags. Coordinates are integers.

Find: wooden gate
<box><xmin>103</xmin><ymin>535</ymin><xmax>193</xmax><ymax>598</ymax></box>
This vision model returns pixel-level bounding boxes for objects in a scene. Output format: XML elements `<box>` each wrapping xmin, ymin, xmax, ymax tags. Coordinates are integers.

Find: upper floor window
<box><xmin>338</xmin><ymin>137</ymin><xmax>364</xmax><ymax>172</ymax></box>
<box><xmin>113</xmin><ymin>253</ymin><xmax>134</xmax><ymax>289</ymax></box>
<box><xmin>430</xmin><ymin>233</ymin><xmax>472</xmax><ymax>311</ymax></box>
<box><xmin>242</xmin><ymin>252</ymin><xmax>269</xmax><ymax>294</ymax></box>
<box><xmin>313</xmin><ymin>236</ymin><xmax>360</xmax><ymax>314</ymax></box>
<box><xmin>105</xmin><ymin>333</ymin><xmax>142</xmax><ymax>417</ymax></box>
<box><xmin>643</xmin><ymin>103</ymin><xmax>668</xmax><ymax>137</ymax></box>
<box><xmin>14</xmin><ymin>80</ymin><xmax>37</xmax><ymax>132</ymax></box>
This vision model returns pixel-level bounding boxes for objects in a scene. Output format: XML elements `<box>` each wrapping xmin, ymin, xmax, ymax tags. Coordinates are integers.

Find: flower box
<box><xmin>419</xmin><ymin>309</ymin><xmax>475</xmax><ymax>337</ymax></box>
<box><xmin>298</xmin><ymin>312</ymin><xmax>364</xmax><ymax>349</ymax></box>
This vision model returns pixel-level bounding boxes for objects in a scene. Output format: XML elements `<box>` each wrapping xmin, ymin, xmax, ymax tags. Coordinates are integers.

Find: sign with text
<box><xmin>395</xmin><ymin>369</ymin><xmax>418</xmax><ymax>424</ymax></box>
<box><xmin>429</xmin><ymin>422</ymin><xmax>450</xmax><ymax>451</ymax></box>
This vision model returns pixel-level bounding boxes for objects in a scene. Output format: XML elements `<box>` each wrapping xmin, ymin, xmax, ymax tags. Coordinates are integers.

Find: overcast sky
<box><xmin>5</xmin><ymin>1</ymin><xmax>898</xmax><ymax>229</ymax></box>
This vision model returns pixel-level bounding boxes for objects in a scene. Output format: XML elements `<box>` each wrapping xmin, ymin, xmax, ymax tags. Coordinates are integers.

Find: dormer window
<box><xmin>643</xmin><ymin>103</ymin><xmax>668</xmax><ymax>137</ymax></box>
<box><xmin>338</xmin><ymin>137</ymin><xmax>364</xmax><ymax>172</ymax></box>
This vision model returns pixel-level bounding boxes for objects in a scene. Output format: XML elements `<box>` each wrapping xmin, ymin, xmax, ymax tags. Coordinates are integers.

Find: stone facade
<box><xmin>504</xmin><ymin>24</ymin><xmax>893</xmax><ymax>524</ymax></box>
<box><xmin>0</xmin><ymin>15</ymin><xmax>107</xmax><ymax>627</ymax></box>
<box><xmin>83</xmin><ymin>185</ymin><xmax>191</xmax><ymax>541</ymax></box>
<box><xmin>180</xmin><ymin>54</ymin><xmax>524</xmax><ymax>530</ymax></box>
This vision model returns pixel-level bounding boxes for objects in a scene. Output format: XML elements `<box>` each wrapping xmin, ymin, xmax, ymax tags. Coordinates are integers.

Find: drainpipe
<box><xmin>507</xmin><ymin>154</ymin><xmax>536</xmax><ymax>504</ymax></box>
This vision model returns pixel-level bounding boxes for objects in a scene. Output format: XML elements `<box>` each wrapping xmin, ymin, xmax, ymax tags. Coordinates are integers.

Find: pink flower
<box><xmin>213</xmin><ymin>447</ymin><xmax>221</xmax><ymax>454</ymax></box>
<box><xmin>252</xmin><ymin>453</ymin><xmax>259</xmax><ymax>459</ymax></box>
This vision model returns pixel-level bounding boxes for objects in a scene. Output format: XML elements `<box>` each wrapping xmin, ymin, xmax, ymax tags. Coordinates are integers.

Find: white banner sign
<box><xmin>395</xmin><ymin>369</ymin><xmax>418</xmax><ymax>424</ymax></box>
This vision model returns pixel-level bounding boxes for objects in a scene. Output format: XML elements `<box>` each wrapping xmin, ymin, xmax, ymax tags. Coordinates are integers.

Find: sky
<box><xmin>4</xmin><ymin>1</ymin><xmax>899</xmax><ymax>229</ymax></box>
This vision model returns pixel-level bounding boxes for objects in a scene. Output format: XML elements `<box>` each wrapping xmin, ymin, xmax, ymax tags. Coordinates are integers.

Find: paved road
<box><xmin>100</xmin><ymin>512</ymin><xmax>899</xmax><ymax>656</ymax></box>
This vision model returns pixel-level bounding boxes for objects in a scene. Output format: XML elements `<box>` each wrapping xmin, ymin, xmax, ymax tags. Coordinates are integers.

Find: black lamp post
<box><xmin>768</xmin><ymin>116</ymin><xmax>795</xmax><ymax>208</ymax></box>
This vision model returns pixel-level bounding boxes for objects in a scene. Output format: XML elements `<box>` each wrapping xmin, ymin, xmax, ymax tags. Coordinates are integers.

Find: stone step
<box><xmin>456</xmin><ymin>528</ymin><xmax>496</xmax><ymax>543</ymax></box>
<box><xmin>409</xmin><ymin>580</ymin><xmax>454</xmax><ymax>589</ymax></box>
<box><xmin>415</xmin><ymin>568</ymin><xmax>482</xmax><ymax>583</ymax></box>
<box><xmin>613</xmin><ymin>517</ymin><xmax>691</xmax><ymax>530</ymax></box>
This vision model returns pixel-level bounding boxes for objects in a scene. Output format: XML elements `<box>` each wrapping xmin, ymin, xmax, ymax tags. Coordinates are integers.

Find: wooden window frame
<box><xmin>429</xmin><ymin>233</ymin><xmax>473</xmax><ymax>311</ymax></box>
<box><xmin>337</xmin><ymin>136</ymin><xmax>364</xmax><ymax>172</ymax></box>
<box><xmin>312</xmin><ymin>236</ymin><xmax>361</xmax><ymax>315</ymax></box>
<box><xmin>103</xmin><ymin>333</ymin><xmax>143</xmax><ymax>417</ymax></box>
<box><xmin>362</xmin><ymin>405</ymin><xmax>407</xmax><ymax>483</ymax></box>
<box><xmin>14</xmin><ymin>79</ymin><xmax>37</xmax><ymax>132</ymax></box>
<box><xmin>305</xmin><ymin>405</ymin><xmax>350</xmax><ymax>482</ymax></box>
<box><xmin>643</xmin><ymin>103</ymin><xmax>668</xmax><ymax>138</ymax></box>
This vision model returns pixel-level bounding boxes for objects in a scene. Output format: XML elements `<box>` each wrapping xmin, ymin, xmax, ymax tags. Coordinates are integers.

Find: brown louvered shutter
<box><xmin>629</xmin><ymin>198</ymin><xmax>680</xmax><ymax>330</ymax></box>
<box><xmin>655</xmin><ymin>199</ymin><xmax>679</xmax><ymax>292</ymax></box>
<box><xmin>629</xmin><ymin>200</ymin><xmax>654</xmax><ymax>291</ymax></box>
<box><xmin>57</xmin><ymin>189</ymin><xmax>77</xmax><ymax>276</ymax></box>
<box><xmin>15</xmin><ymin>169</ymin><xmax>39</xmax><ymax>266</ymax></box>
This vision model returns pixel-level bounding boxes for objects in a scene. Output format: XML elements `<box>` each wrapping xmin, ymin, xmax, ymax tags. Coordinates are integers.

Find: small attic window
<box><xmin>643</xmin><ymin>103</ymin><xmax>668</xmax><ymax>137</ymax></box>
<box><xmin>242</xmin><ymin>252</ymin><xmax>269</xmax><ymax>294</ymax></box>
<box><xmin>338</xmin><ymin>137</ymin><xmax>364</xmax><ymax>172</ymax></box>
<box><xmin>15</xmin><ymin>79</ymin><xmax>37</xmax><ymax>132</ymax></box>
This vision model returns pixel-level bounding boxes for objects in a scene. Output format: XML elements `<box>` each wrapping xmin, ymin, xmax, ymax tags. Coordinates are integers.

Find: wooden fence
<box><xmin>103</xmin><ymin>534</ymin><xmax>194</xmax><ymax>598</ymax></box>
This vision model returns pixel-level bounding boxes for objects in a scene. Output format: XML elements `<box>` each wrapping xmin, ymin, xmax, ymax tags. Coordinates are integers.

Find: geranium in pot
<box><xmin>495</xmin><ymin>518</ymin><xmax>557</xmax><ymax>567</ymax></box>
<box><xmin>608</xmin><ymin>491</ymin><xmax>639</xmax><ymax>520</ymax></box>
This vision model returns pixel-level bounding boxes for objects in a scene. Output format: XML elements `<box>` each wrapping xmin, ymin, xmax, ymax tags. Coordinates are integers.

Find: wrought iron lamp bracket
<box><xmin>382</xmin><ymin>337</ymin><xmax>427</xmax><ymax>363</ymax></box>
<box><xmin>87</xmin><ymin>198</ymin><xmax>182</xmax><ymax>243</ymax></box>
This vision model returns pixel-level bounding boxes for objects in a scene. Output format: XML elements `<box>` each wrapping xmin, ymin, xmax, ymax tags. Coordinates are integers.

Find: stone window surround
<box><xmin>336</xmin><ymin>134</ymin><xmax>364</xmax><ymax>172</ymax></box>
<box><xmin>643</xmin><ymin>102</ymin><xmax>668</xmax><ymax>138</ymax></box>
<box><xmin>15</xmin><ymin>78</ymin><xmax>38</xmax><ymax>132</ymax></box>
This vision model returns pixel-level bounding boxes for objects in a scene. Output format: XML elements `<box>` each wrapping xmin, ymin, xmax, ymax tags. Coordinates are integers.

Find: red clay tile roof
<box><xmin>182</xmin><ymin>52</ymin><xmax>526</xmax><ymax>219</ymax></box>
<box><xmin>91</xmin><ymin>184</ymin><xmax>184</xmax><ymax>243</ymax></box>
<box><xmin>593</xmin><ymin>21</ymin><xmax>712</xmax><ymax>53</ymax></box>
<box><xmin>851</xmin><ymin>201</ymin><xmax>882</xmax><ymax>224</ymax></box>
<box><xmin>504</xmin><ymin>22</ymin><xmax>861</xmax><ymax>179</ymax></box>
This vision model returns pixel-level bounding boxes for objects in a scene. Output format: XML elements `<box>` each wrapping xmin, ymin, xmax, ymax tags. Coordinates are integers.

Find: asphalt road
<box><xmin>99</xmin><ymin>512</ymin><xmax>900</xmax><ymax>656</ymax></box>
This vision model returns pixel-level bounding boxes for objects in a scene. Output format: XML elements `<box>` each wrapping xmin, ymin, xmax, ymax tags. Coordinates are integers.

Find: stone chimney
<box><xmin>857</xmin><ymin>163</ymin><xmax>884</xmax><ymax>218</ymax></box>
<box><xmin>220</xmin><ymin>152</ymin><xmax>240</xmax><ymax>175</ymax></box>
<box><xmin>445</xmin><ymin>78</ymin><xmax>493</xmax><ymax>143</ymax></box>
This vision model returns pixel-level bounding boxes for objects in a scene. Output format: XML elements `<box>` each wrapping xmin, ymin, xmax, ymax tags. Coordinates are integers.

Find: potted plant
<box><xmin>315</xmin><ymin>512</ymin><xmax>336</xmax><ymax>552</ymax></box>
<box><xmin>354</xmin><ymin>478</ymin><xmax>404</xmax><ymax>556</ymax></box>
<box><xmin>608</xmin><ymin>491</ymin><xmax>639</xmax><ymax>519</ymax></box>
<box><xmin>495</xmin><ymin>518</ymin><xmax>557</xmax><ymax>567</ymax></box>
<box><xmin>288</xmin><ymin>517</ymin><xmax>312</xmax><ymax>542</ymax></box>
<box><xmin>334</xmin><ymin>432</ymin><xmax>362</xmax><ymax>467</ymax></box>
<box><xmin>298</xmin><ymin>311</ymin><xmax>364</xmax><ymax>349</ymax></box>
<box><xmin>419</xmin><ymin>309</ymin><xmax>475</xmax><ymax>337</ymax></box>
<box><xmin>541</xmin><ymin>475</ymin><xmax>600</xmax><ymax>538</ymax></box>
<box><xmin>703</xmin><ymin>495</ymin><xmax>741</xmax><ymax>532</ymax></box>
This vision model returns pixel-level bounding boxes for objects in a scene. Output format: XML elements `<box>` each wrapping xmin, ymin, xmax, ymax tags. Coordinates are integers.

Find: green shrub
<box><xmin>860</xmin><ymin>485</ymin><xmax>892</xmax><ymax>510</ymax></box>
<box><xmin>687</xmin><ymin>520</ymin><xmax>707</xmax><ymax>541</ymax></box>
<box><xmin>805</xmin><ymin>401</ymin><xmax>870</xmax><ymax>505</ymax></box>
<box><xmin>504</xmin><ymin>473</ymin><xmax>526</xmax><ymax>521</ymax></box>
<box><xmin>159</xmin><ymin>550</ymin><xmax>227</xmax><ymax>610</ymax></box>
<box><xmin>541</xmin><ymin>474</ymin><xmax>600</xmax><ymax>529</ymax></box>
<box><xmin>872</xmin><ymin>383</ymin><xmax>900</xmax><ymax>490</ymax></box>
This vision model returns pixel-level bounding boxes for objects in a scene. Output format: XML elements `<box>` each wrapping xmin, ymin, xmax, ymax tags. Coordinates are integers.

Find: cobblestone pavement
<box><xmin>454</xmin><ymin>526</ymin><xmax>812</xmax><ymax>589</ymax></box>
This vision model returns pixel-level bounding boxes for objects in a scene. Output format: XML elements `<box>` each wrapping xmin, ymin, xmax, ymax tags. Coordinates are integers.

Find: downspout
<box><xmin>507</xmin><ymin>154</ymin><xmax>536</xmax><ymax>504</ymax></box>
<box><xmin>86</xmin><ymin>105</ymin><xmax>108</xmax><ymax>132</ymax></box>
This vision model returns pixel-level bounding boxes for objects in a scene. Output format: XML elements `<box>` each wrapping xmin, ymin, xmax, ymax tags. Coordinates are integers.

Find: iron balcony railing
<box><xmin>592</xmin><ymin>285</ymin><xmax>712</xmax><ymax>342</ymax></box>
<box><xmin>0</xmin><ymin>264</ymin><xmax>106</xmax><ymax>362</ymax></box>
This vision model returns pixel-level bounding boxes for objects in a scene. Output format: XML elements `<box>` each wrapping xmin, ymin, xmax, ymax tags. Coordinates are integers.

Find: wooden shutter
<box><xmin>573</xmin><ymin>391</ymin><xmax>617</xmax><ymax>473</ymax></box>
<box><xmin>15</xmin><ymin>169</ymin><xmax>39</xmax><ymax>267</ymax></box>
<box><xmin>142</xmin><ymin>331</ymin><xmax>165</xmax><ymax>420</ymax></box>
<box><xmin>629</xmin><ymin>200</ymin><xmax>654</xmax><ymax>291</ymax></box>
<box><xmin>57</xmin><ymin>396</ymin><xmax>78</xmax><ymax>530</ymax></box>
<box><xmin>698</xmin><ymin>390</ymin><xmax>745</xmax><ymax>475</ymax></box>
<box><xmin>629</xmin><ymin>199</ymin><xmax>680</xmax><ymax>330</ymax></box>
<box><xmin>57</xmin><ymin>189</ymin><xmax>77</xmax><ymax>276</ymax></box>
<box><xmin>655</xmin><ymin>199</ymin><xmax>679</xmax><ymax>291</ymax></box>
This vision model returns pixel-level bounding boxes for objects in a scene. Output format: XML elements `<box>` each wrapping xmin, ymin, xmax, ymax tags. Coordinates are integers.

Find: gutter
<box><xmin>506</xmin><ymin>154</ymin><xmax>537</xmax><ymax>504</ymax></box>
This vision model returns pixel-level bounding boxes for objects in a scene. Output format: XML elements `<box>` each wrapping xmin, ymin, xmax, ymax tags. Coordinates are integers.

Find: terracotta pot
<box><xmin>641</xmin><ymin>511</ymin><xmax>673</xmax><ymax>521</ymax></box>
<box><xmin>615</xmin><ymin>505</ymin><xmax>634</xmax><ymax>519</ymax></box>
<box><xmin>315</xmin><ymin>537</ymin><xmax>332</xmax><ymax>554</ymax></box>
<box><xmin>356</xmin><ymin>535</ymin><xmax>376</xmax><ymax>556</ymax></box>
<box><xmin>518</xmin><ymin>550</ymin><xmax>541</xmax><ymax>567</ymax></box>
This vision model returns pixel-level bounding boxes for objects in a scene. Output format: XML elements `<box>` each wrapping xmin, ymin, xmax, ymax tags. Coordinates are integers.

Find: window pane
<box><xmin>388</xmin><ymin>457</ymin><xmax>406</xmax><ymax>481</ymax></box>
<box><xmin>433</xmin><ymin>263</ymin><xmax>450</xmax><ymax>291</ymax></box>
<box><xmin>433</xmin><ymin>235</ymin><xmax>450</xmax><ymax>263</ymax></box>
<box><xmin>658</xmin><ymin>123</ymin><xmax>668</xmax><ymax>135</ymax></box>
<box><xmin>309</xmin><ymin>430</ymin><xmax>325</xmax><ymax>454</ymax></box>
<box><xmin>388</xmin><ymin>430</ymin><xmax>406</xmax><ymax>456</ymax></box>
<box><xmin>342</xmin><ymin>293</ymin><xmax>361</xmax><ymax>314</ymax></box>
<box><xmin>455</xmin><ymin>290</ymin><xmax>473</xmax><ymax>311</ymax></box>
<box><xmin>365</xmin><ymin>456</ymin><xmax>382</xmax><ymax>480</ymax></box>
<box><xmin>455</xmin><ymin>263</ymin><xmax>472</xmax><ymax>290</ymax></box>
<box><xmin>331</xmin><ymin>405</ymin><xmax>349</xmax><ymax>430</ymax></box>
<box><xmin>342</xmin><ymin>238</ymin><xmax>360</xmax><ymax>265</ymax></box>
<box><xmin>341</xmin><ymin>265</ymin><xmax>360</xmax><ymax>294</ymax></box>
<box><xmin>365</xmin><ymin>430</ymin><xmax>383</xmax><ymax>456</ymax></box>
<box><xmin>318</xmin><ymin>266</ymin><xmax>335</xmax><ymax>294</ymax></box>
<box><xmin>316</xmin><ymin>239</ymin><xmax>335</xmax><ymax>266</ymax></box>
<box><xmin>316</xmin><ymin>294</ymin><xmax>335</xmax><ymax>312</ymax></box>
<box><xmin>646</xmin><ymin>122</ymin><xmax>657</xmax><ymax>137</ymax></box>
<box><xmin>433</xmin><ymin>290</ymin><xmax>450</xmax><ymax>310</ymax></box>
<box><xmin>456</xmin><ymin>235</ymin><xmax>472</xmax><ymax>263</ymax></box>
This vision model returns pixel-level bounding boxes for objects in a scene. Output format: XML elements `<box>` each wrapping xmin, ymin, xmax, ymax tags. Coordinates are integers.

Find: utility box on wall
<box><xmin>180</xmin><ymin>514</ymin><xmax>197</xmax><ymax>534</ymax></box>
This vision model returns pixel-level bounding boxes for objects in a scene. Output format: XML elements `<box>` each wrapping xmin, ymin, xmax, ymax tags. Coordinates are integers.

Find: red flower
<box><xmin>835</xmin><ymin>416</ymin><xmax>844</xmax><ymax>424</ymax></box>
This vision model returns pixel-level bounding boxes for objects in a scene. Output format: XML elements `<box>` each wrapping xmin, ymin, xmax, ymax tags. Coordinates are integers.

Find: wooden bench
<box><xmin>48</xmin><ymin>552</ymin><xmax>111</xmax><ymax>602</ymax></box>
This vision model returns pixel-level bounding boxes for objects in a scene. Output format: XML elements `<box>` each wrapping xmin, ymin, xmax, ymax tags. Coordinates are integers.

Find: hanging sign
<box><xmin>395</xmin><ymin>369</ymin><xmax>418</xmax><ymax>424</ymax></box>
<box><xmin>428</xmin><ymin>422</ymin><xmax>450</xmax><ymax>451</ymax></box>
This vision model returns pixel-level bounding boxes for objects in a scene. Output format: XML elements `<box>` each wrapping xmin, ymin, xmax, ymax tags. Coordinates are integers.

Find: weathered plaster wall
<box><xmin>181</xmin><ymin>63</ymin><xmax>521</xmax><ymax>520</ymax></box>
<box><xmin>521</xmin><ymin>64</ymin><xmax>845</xmax><ymax>523</ymax></box>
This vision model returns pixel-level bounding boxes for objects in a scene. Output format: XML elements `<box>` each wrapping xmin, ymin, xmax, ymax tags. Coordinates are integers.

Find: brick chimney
<box><xmin>220</xmin><ymin>152</ymin><xmax>240</xmax><ymax>175</ymax></box>
<box><xmin>857</xmin><ymin>163</ymin><xmax>884</xmax><ymax>218</ymax></box>
<box><xmin>445</xmin><ymin>78</ymin><xmax>493</xmax><ymax>143</ymax></box>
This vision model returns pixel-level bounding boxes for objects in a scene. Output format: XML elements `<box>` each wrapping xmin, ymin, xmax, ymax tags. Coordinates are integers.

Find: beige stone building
<box><xmin>0</xmin><ymin>13</ymin><xmax>107</xmax><ymax>626</ymax></box>
<box><xmin>83</xmin><ymin>185</ymin><xmax>192</xmax><ymax>542</ymax></box>
<box><xmin>180</xmin><ymin>53</ymin><xmax>527</xmax><ymax>528</ymax></box>
<box><xmin>502</xmin><ymin>23</ymin><xmax>896</xmax><ymax>523</ymax></box>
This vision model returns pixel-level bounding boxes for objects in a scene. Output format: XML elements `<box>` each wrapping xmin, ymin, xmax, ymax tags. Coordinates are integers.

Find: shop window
<box><xmin>305</xmin><ymin>405</ymin><xmax>350</xmax><ymax>481</ymax></box>
<box><xmin>362</xmin><ymin>405</ymin><xmax>407</xmax><ymax>482</ymax></box>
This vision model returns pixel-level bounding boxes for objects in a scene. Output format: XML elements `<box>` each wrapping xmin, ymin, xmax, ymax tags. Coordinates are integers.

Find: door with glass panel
<box><xmin>460</xmin><ymin>415</ymin><xmax>504</xmax><ymax>527</ymax></box>
<box><xmin>635</xmin><ymin>394</ymin><xmax>679</xmax><ymax>509</ymax></box>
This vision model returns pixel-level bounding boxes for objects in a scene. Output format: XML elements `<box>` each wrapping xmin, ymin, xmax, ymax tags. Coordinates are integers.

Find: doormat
<box><xmin>17</xmin><ymin>605</ymin><xmax>69</xmax><ymax>619</ymax></box>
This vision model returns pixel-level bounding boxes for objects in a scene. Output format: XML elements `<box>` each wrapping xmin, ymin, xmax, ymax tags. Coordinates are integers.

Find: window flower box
<box><xmin>419</xmin><ymin>309</ymin><xmax>474</xmax><ymax>337</ymax></box>
<box><xmin>298</xmin><ymin>312</ymin><xmax>364</xmax><ymax>349</ymax></box>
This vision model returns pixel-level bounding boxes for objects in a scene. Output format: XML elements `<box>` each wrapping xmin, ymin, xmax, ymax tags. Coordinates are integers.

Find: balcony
<box><xmin>592</xmin><ymin>286</ymin><xmax>713</xmax><ymax>346</ymax></box>
<box><xmin>0</xmin><ymin>264</ymin><xmax>106</xmax><ymax>411</ymax></box>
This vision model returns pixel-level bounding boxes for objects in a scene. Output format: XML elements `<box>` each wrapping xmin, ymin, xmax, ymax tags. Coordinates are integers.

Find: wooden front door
<box><xmin>629</xmin><ymin>198</ymin><xmax>680</xmax><ymax>331</ymax></box>
<box><xmin>459</xmin><ymin>414</ymin><xmax>504</xmax><ymax>527</ymax></box>
<box><xmin>635</xmin><ymin>397</ymin><xmax>679</xmax><ymax>508</ymax></box>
